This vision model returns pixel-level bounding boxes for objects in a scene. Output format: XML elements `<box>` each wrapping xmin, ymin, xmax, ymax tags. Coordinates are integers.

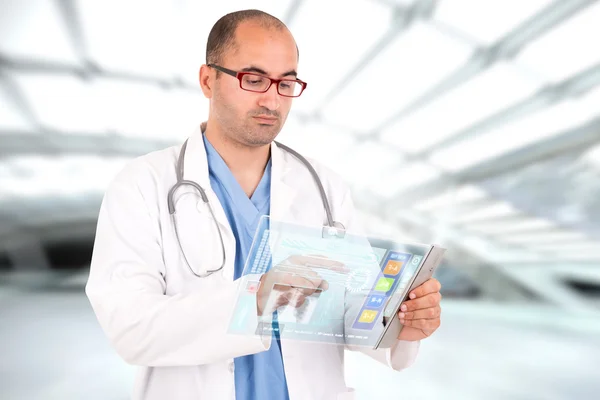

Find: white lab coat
<box><xmin>86</xmin><ymin>126</ymin><xmax>420</xmax><ymax>400</ymax></box>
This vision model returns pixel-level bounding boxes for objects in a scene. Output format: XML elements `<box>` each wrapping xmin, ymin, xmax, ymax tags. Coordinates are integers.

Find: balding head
<box><xmin>206</xmin><ymin>9</ymin><xmax>298</xmax><ymax>69</ymax></box>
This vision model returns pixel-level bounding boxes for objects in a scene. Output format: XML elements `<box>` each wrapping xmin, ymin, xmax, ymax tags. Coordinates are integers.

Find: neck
<box><xmin>203</xmin><ymin>121</ymin><xmax>271</xmax><ymax>197</ymax></box>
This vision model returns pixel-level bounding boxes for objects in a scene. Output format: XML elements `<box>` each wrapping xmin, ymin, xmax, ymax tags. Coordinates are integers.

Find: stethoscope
<box><xmin>167</xmin><ymin>128</ymin><xmax>346</xmax><ymax>278</ymax></box>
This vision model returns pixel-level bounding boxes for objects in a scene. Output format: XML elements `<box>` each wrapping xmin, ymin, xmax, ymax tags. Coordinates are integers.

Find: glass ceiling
<box><xmin>0</xmin><ymin>0</ymin><xmax>599</xmax><ymax>263</ymax></box>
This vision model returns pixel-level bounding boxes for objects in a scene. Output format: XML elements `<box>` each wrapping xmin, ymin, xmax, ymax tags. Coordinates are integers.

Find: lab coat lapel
<box><xmin>181</xmin><ymin>127</ymin><xmax>237</xmax><ymax>279</ymax></box>
<box><xmin>182</xmin><ymin>126</ymin><xmax>211</xmax><ymax>189</ymax></box>
<box><xmin>269</xmin><ymin>141</ymin><xmax>298</xmax><ymax>222</ymax></box>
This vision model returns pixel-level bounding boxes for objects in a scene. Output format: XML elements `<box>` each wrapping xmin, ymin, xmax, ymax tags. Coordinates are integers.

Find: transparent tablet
<box><xmin>226</xmin><ymin>216</ymin><xmax>445</xmax><ymax>348</ymax></box>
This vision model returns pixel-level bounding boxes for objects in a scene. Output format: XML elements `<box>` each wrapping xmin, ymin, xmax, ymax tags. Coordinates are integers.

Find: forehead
<box><xmin>226</xmin><ymin>21</ymin><xmax>298</xmax><ymax>73</ymax></box>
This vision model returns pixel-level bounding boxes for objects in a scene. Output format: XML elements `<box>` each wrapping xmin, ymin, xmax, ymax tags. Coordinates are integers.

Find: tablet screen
<box><xmin>349</xmin><ymin>244</ymin><xmax>425</xmax><ymax>332</ymax></box>
<box><xmin>227</xmin><ymin>216</ymin><xmax>433</xmax><ymax>347</ymax></box>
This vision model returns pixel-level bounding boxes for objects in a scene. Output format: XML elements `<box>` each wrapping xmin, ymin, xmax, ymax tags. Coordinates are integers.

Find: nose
<box><xmin>257</xmin><ymin>82</ymin><xmax>281</xmax><ymax>111</ymax></box>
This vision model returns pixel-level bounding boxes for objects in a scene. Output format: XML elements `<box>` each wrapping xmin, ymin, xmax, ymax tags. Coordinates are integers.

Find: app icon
<box><xmin>246</xmin><ymin>280</ymin><xmax>261</xmax><ymax>294</ymax></box>
<box><xmin>384</xmin><ymin>260</ymin><xmax>403</xmax><ymax>276</ymax></box>
<box><xmin>374</xmin><ymin>277</ymin><xmax>395</xmax><ymax>292</ymax></box>
<box><xmin>358</xmin><ymin>310</ymin><xmax>378</xmax><ymax>323</ymax></box>
<box><xmin>366</xmin><ymin>295</ymin><xmax>386</xmax><ymax>309</ymax></box>
<box><xmin>390</xmin><ymin>252</ymin><xmax>408</xmax><ymax>261</ymax></box>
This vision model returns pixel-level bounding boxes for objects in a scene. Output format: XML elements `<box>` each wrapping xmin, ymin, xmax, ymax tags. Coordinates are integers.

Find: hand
<box><xmin>256</xmin><ymin>255</ymin><xmax>347</xmax><ymax>316</ymax></box>
<box><xmin>397</xmin><ymin>278</ymin><xmax>442</xmax><ymax>341</ymax></box>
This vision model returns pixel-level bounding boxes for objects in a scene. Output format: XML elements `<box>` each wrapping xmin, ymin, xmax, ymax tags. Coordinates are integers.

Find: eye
<box><xmin>243</xmin><ymin>75</ymin><xmax>267</xmax><ymax>86</ymax></box>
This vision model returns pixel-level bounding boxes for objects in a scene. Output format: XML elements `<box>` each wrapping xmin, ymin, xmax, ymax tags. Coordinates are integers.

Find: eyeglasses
<box><xmin>208</xmin><ymin>64</ymin><xmax>307</xmax><ymax>97</ymax></box>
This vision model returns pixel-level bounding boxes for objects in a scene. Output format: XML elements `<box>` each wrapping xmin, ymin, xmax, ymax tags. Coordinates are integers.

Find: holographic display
<box><xmin>227</xmin><ymin>216</ymin><xmax>431</xmax><ymax>347</ymax></box>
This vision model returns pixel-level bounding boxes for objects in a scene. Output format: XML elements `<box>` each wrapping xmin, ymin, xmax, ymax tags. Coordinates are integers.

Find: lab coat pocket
<box><xmin>337</xmin><ymin>388</ymin><xmax>356</xmax><ymax>400</ymax></box>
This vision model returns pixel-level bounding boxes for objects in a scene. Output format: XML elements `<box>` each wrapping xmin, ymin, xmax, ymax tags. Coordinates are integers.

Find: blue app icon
<box><xmin>366</xmin><ymin>295</ymin><xmax>386</xmax><ymax>309</ymax></box>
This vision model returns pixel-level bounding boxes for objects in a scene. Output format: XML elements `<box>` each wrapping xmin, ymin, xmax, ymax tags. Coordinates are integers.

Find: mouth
<box><xmin>253</xmin><ymin>115</ymin><xmax>278</xmax><ymax>125</ymax></box>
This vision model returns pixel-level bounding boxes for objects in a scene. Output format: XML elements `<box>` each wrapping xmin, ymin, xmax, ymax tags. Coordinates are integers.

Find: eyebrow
<box><xmin>240</xmin><ymin>66</ymin><xmax>298</xmax><ymax>78</ymax></box>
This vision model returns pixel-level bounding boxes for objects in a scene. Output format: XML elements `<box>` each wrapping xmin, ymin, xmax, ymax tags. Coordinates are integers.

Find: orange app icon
<box><xmin>384</xmin><ymin>260</ymin><xmax>403</xmax><ymax>276</ymax></box>
<box><xmin>358</xmin><ymin>310</ymin><xmax>378</xmax><ymax>323</ymax></box>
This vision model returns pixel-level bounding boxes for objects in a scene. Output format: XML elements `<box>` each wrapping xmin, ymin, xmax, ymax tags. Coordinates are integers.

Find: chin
<box><xmin>246</xmin><ymin>125</ymin><xmax>281</xmax><ymax>146</ymax></box>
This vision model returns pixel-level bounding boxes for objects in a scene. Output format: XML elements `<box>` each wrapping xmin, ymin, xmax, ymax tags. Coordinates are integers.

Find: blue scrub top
<box><xmin>203</xmin><ymin>134</ymin><xmax>290</xmax><ymax>400</ymax></box>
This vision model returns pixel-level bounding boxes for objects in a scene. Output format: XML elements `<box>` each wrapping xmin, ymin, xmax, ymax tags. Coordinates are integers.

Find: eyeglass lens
<box><xmin>241</xmin><ymin>74</ymin><xmax>303</xmax><ymax>97</ymax></box>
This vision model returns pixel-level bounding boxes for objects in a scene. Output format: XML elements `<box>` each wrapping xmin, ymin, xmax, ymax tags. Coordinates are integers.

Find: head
<box><xmin>199</xmin><ymin>10</ymin><xmax>300</xmax><ymax>147</ymax></box>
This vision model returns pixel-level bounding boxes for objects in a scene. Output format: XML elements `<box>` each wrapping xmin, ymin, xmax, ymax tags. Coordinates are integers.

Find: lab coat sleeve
<box><xmin>338</xmin><ymin>187</ymin><xmax>420</xmax><ymax>371</ymax></box>
<box><xmin>85</xmin><ymin>168</ymin><xmax>271</xmax><ymax>367</ymax></box>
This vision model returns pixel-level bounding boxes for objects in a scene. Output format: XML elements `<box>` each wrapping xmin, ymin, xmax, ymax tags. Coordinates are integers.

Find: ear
<box><xmin>199</xmin><ymin>64</ymin><xmax>213</xmax><ymax>99</ymax></box>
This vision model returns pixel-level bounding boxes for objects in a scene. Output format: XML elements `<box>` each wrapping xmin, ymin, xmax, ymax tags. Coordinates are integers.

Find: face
<box><xmin>201</xmin><ymin>21</ymin><xmax>299</xmax><ymax>147</ymax></box>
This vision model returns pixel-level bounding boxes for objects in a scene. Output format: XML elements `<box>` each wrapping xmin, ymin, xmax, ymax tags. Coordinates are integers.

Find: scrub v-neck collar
<box><xmin>203</xmin><ymin>134</ymin><xmax>271</xmax><ymax>230</ymax></box>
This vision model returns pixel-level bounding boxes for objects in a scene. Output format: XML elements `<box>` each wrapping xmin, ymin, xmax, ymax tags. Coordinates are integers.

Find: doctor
<box><xmin>86</xmin><ymin>9</ymin><xmax>442</xmax><ymax>400</ymax></box>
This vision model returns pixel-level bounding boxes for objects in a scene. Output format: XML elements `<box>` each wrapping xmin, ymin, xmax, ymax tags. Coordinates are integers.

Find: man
<box><xmin>86</xmin><ymin>9</ymin><xmax>442</xmax><ymax>400</ymax></box>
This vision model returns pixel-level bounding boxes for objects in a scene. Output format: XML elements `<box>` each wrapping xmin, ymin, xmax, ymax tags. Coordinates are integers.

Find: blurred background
<box><xmin>1</xmin><ymin>0</ymin><xmax>599</xmax><ymax>399</ymax></box>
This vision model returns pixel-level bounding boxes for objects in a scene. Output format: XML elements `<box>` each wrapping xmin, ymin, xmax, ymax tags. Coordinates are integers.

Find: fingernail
<box><xmin>398</xmin><ymin>312</ymin><xmax>405</xmax><ymax>319</ymax></box>
<box><xmin>401</xmin><ymin>304</ymin><xmax>407</xmax><ymax>312</ymax></box>
<box><xmin>399</xmin><ymin>319</ymin><xmax>405</xmax><ymax>324</ymax></box>
<box><xmin>409</xmin><ymin>293</ymin><xmax>416</xmax><ymax>299</ymax></box>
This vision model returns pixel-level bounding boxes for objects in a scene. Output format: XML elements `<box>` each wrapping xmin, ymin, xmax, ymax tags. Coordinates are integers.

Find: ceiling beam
<box><xmin>422</xmin><ymin>62</ymin><xmax>600</xmax><ymax>156</ymax></box>
<box><xmin>0</xmin><ymin>53</ymin><xmax>199</xmax><ymax>92</ymax></box>
<box><xmin>0</xmin><ymin>69</ymin><xmax>42</xmax><ymax>130</ymax></box>
<box><xmin>0</xmin><ymin>130</ymin><xmax>176</xmax><ymax>158</ymax></box>
<box><xmin>384</xmin><ymin>116</ymin><xmax>600</xmax><ymax>208</ymax></box>
<box><xmin>53</xmin><ymin>0</ymin><xmax>93</xmax><ymax>70</ymax></box>
<box><xmin>365</xmin><ymin>0</ymin><xmax>598</xmax><ymax>141</ymax></box>
<box><xmin>312</xmin><ymin>0</ymin><xmax>437</xmax><ymax>116</ymax></box>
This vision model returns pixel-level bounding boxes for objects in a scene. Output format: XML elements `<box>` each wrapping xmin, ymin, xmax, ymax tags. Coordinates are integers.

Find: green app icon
<box><xmin>374</xmin><ymin>277</ymin><xmax>394</xmax><ymax>292</ymax></box>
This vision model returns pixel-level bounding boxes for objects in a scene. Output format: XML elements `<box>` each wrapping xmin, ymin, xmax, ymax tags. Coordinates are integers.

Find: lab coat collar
<box><xmin>270</xmin><ymin>139</ymin><xmax>294</xmax><ymax>180</ymax></box>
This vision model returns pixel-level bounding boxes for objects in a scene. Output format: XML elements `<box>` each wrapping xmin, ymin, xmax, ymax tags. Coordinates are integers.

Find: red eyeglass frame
<box><xmin>207</xmin><ymin>64</ymin><xmax>307</xmax><ymax>97</ymax></box>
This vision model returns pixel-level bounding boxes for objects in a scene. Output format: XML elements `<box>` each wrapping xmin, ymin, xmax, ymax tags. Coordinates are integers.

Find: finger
<box><xmin>279</xmin><ymin>273</ymin><xmax>326</xmax><ymax>296</ymax></box>
<box><xmin>408</xmin><ymin>278</ymin><xmax>441</xmax><ymax>300</ymax></box>
<box><xmin>290</xmin><ymin>274</ymin><xmax>324</xmax><ymax>294</ymax></box>
<box><xmin>274</xmin><ymin>267</ymin><xmax>323</xmax><ymax>291</ymax></box>
<box><xmin>295</xmin><ymin>255</ymin><xmax>343</xmax><ymax>267</ymax></box>
<box><xmin>295</xmin><ymin>284</ymin><xmax>326</xmax><ymax>297</ymax></box>
<box><xmin>287</xmin><ymin>285</ymin><xmax>314</xmax><ymax>297</ymax></box>
<box><xmin>398</xmin><ymin>306</ymin><xmax>441</xmax><ymax>320</ymax></box>
<box><xmin>277</xmin><ymin>269</ymin><xmax>321</xmax><ymax>286</ymax></box>
<box><xmin>292</xmin><ymin>295</ymin><xmax>306</xmax><ymax>308</ymax></box>
<box><xmin>400</xmin><ymin>317</ymin><xmax>441</xmax><ymax>331</ymax></box>
<box><xmin>277</xmin><ymin>292</ymin><xmax>291</xmax><ymax>307</ymax></box>
<box><xmin>277</xmin><ymin>263</ymin><xmax>320</xmax><ymax>275</ymax></box>
<box><xmin>271</xmin><ymin>284</ymin><xmax>309</xmax><ymax>305</ymax></box>
<box><xmin>285</xmin><ymin>289</ymin><xmax>307</xmax><ymax>308</ymax></box>
<box><xmin>306</xmin><ymin>257</ymin><xmax>349</xmax><ymax>273</ymax></box>
<box><xmin>289</xmin><ymin>284</ymin><xmax>314</xmax><ymax>298</ymax></box>
<box><xmin>399</xmin><ymin>293</ymin><xmax>441</xmax><ymax>312</ymax></box>
<box><xmin>267</xmin><ymin>287</ymin><xmax>290</xmax><ymax>310</ymax></box>
<box><xmin>288</xmin><ymin>255</ymin><xmax>348</xmax><ymax>273</ymax></box>
<box><xmin>276</xmin><ymin>264</ymin><xmax>323</xmax><ymax>283</ymax></box>
<box><xmin>319</xmin><ymin>279</ymin><xmax>329</xmax><ymax>291</ymax></box>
